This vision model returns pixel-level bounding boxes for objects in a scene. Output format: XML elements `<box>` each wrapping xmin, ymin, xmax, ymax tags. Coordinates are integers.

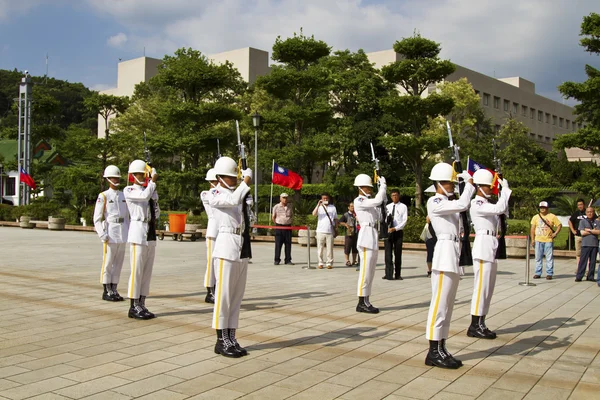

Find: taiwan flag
<box><xmin>272</xmin><ymin>163</ymin><xmax>303</xmax><ymax>190</ymax></box>
<box><xmin>467</xmin><ymin>158</ymin><xmax>499</xmax><ymax>195</ymax></box>
<box><xmin>20</xmin><ymin>167</ymin><xmax>36</xmax><ymax>190</ymax></box>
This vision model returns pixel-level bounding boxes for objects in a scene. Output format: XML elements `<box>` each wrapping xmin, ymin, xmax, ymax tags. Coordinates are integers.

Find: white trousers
<box><xmin>100</xmin><ymin>242</ymin><xmax>126</xmax><ymax>284</ymax></box>
<box><xmin>212</xmin><ymin>258</ymin><xmax>248</xmax><ymax>329</ymax></box>
<box><xmin>426</xmin><ymin>271</ymin><xmax>460</xmax><ymax>341</ymax></box>
<box><xmin>471</xmin><ymin>259</ymin><xmax>497</xmax><ymax>316</ymax></box>
<box><xmin>357</xmin><ymin>246</ymin><xmax>377</xmax><ymax>297</ymax></box>
<box><xmin>316</xmin><ymin>232</ymin><xmax>334</xmax><ymax>266</ymax></box>
<box><xmin>204</xmin><ymin>238</ymin><xmax>216</xmax><ymax>288</ymax></box>
<box><xmin>128</xmin><ymin>242</ymin><xmax>156</xmax><ymax>299</ymax></box>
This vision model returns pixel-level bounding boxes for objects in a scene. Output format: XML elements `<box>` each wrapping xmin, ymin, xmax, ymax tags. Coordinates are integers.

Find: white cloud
<box><xmin>90</xmin><ymin>83</ymin><xmax>113</xmax><ymax>92</ymax></box>
<box><xmin>107</xmin><ymin>32</ymin><xmax>128</xmax><ymax>48</ymax></box>
<box><xmin>0</xmin><ymin>0</ymin><xmax>46</xmax><ymax>20</ymax></box>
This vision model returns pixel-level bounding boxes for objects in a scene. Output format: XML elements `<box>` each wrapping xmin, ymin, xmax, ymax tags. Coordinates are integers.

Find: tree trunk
<box><xmin>414</xmin><ymin>161</ymin><xmax>423</xmax><ymax>208</ymax></box>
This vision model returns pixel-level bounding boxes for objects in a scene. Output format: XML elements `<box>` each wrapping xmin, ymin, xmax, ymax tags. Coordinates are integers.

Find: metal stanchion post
<box><xmin>519</xmin><ymin>235</ymin><xmax>536</xmax><ymax>287</ymax></box>
<box><xmin>303</xmin><ymin>226</ymin><xmax>315</xmax><ymax>269</ymax></box>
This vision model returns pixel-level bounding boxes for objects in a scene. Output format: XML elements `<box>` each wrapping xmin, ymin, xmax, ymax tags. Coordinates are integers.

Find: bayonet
<box><xmin>236</xmin><ymin>120</ymin><xmax>247</xmax><ymax>169</ymax></box>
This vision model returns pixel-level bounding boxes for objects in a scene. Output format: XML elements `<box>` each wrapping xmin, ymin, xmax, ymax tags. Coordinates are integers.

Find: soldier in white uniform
<box><xmin>468</xmin><ymin>169</ymin><xmax>511</xmax><ymax>339</ymax></box>
<box><xmin>353</xmin><ymin>173</ymin><xmax>387</xmax><ymax>314</ymax></box>
<box><xmin>425</xmin><ymin>163</ymin><xmax>475</xmax><ymax>369</ymax></box>
<box><xmin>93</xmin><ymin>165</ymin><xmax>130</xmax><ymax>302</ymax></box>
<box><xmin>124</xmin><ymin>160</ymin><xmax>159</xmax><ymax>320</ymax></box>
<box><xmin>201</xmin><ymin>168</ymin><xmax>218</xmax><ymax>304</ymax></box>
<box><xmin>209</xmin><ymin>157</ymin><xmax>252</xmax><ymax>358</ymax></box>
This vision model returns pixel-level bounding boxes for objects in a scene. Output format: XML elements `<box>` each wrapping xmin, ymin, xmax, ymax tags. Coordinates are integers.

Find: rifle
<box><xmin>143</xmin><ymin>131</ymin><xmax>157</xmax><ymax>240</ymax></box>
<box><xmin>492</xmin><ymin>139</ymin><xmax>507</xmax><ymax>259</ymax></box>
<box><xmin>236</xmin><ymin>120</ymin><xmax>252</xmax><ymax>259</ymax></box>
<box><xmin>216</xmin><ymin>138</ymin><xmax>221</xmax><ymax>160</ymax></box>
<box><xmin>370</xmin><ymin>142</ymin><xmax>389</xmax><ymax>240</ymax></box>
<box><xmin>447</xmin><ymin>121</ymin><xmax>473</xmax><ymax>266</ymax></box>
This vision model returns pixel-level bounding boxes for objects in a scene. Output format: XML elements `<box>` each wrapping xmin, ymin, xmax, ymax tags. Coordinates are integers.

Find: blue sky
<box><xmin>0</xmin><ymin>0</ymin><xmax>598</xmax><ymax>101</ymax></box>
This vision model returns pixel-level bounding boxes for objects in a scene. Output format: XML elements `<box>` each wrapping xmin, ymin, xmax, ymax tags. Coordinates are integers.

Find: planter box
<box><xmin>48</xmin><ymin>217</ymin><xmax>66</xmax><ymax>231</ymax></box>
<box><xmin>505</xmin><ymin>237</ymin><xmax>528</xmax><ymax>258</ymax></box>
<box><xmin>19</xmin><ymin>216</ymin><xmax>35</xmax><ymax>229</ymax></box>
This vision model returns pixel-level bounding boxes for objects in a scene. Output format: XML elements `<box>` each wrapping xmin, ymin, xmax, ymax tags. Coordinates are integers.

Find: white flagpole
<box><xmin>269</xmin><ymin>159</ymin><xmax>275</xmax><ymax>226</ymax></box>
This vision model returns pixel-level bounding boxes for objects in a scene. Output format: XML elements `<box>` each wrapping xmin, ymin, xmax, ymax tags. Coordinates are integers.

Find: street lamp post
<box><xmin>252</xmin><ymin>112</ymin><xmax>261</xmax><ymax>224</ymax></box>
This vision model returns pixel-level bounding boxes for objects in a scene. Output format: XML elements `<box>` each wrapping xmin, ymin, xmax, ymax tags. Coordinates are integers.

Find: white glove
<box><xmin>101</xmin><ymin>235</ymin><xmax>109</xmax><ymax>243</ymax></box>
<box><xmin>242</xmin><ymin>168</ymin><xmax>253</xmax><ymax>180</ymax></box>
<box><xmin>458</xmin><ymin>170</ymin><xmax>472</xmax><ymax>182</ymax></box>
<box><xmin>151</xmin><ymin>168</ymin><xmax>157</xmax><ymax>178</ymax></box>
<box><xmin>501</xmin><ymin>178</ymin><xmax>509</xmax><ymax>189</ymax></box>
<box><xmin>378</xmin><ymin>176</ymin><xmax>386</xmax><ymax>186</ymax></box>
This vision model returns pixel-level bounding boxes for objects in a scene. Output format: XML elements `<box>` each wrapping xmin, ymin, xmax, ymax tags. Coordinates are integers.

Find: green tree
<box><xmin>379</xmin><ymin>34</ymin><xmax>456</xmax><ymax>206</ymax></box>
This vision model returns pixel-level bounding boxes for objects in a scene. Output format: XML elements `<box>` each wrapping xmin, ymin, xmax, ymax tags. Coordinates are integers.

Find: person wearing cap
<box><xmin>124</xmin><ymin>160</ymin><xmax>159</xmax><ymax>319</ymax></box>
<box><xmin>93</xmin><ymin>165</ymin><xmax>130</xmax><ymax>302</ymax></box>
<box><xmin>272</xmin><ymin>192</ymin><xmax>294</xmax><ymax>265</ymax></box>
<box><xmin>201</xmin><ymin>168</ymin><xmax>219</xmax><ymax>303</ymax></box>
<box><xmin>575</xmin><ymin>207</ymin><xmax>600</xmax><ymax>282</ymax></box>
<box><xmin>353</xmin><ymin>173</ymin><xmax>387</xmax><ymax>313</ymax></box>
<box><xmin>209</xmin><ymin>156</ymin><xmax>252</xmax><ymax>358</ymax></box>
<box><xmin>467</xmin><ymin>169</ymin><xmax>512</xmax><ymax>339</ymax></box>
<box><xmin>425</xmin><ymin>162</ymin><xmax>475</xmax><ymax>369</ymax></box>
<box><xmin>530</xmin><ymin>201</ymin><xmax>562</xmax><ymax>280</ymax></box>
<box><xmin>312</xmin><ymin>193</ymin><xmax>338</xmax><ymax>269</ymax></box>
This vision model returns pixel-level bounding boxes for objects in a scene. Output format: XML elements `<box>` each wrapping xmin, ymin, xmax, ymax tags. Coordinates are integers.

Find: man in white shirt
<box><xmin>201</xmin><ymin>168</ymin><xmax>218</xmax><ymax>304</ymax></box>
<box><xmin>383</xmin><ymin>189</ymin><xmax>408</xmax><ymax>280</ymax></box>
<box><xmin>312</xmin><ymin>193</ymin><xmax>338</xmax><ymax>269</ymax></box>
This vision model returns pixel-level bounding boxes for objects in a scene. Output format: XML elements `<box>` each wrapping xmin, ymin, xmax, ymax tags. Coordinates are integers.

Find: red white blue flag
<box><xmin>467</xmin><ymin>158</ymin><xmax>499</xmax><ymax>195</ymax></box>
<box><xmin>20</xmin><ymin>167</ymin><xmax>36</xmax><ymax>190</ymax></box>
<box><xmin>272</xmin><ymin>163</ymin><xmax>303</xmax><ymax>190</ymax></box>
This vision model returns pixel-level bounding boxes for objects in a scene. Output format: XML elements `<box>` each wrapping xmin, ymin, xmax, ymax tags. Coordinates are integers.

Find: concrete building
<box><xmin>366</xmin><ymin>49</ymin><xmax>580</xmax><ymax>151</ymax></box>
<box><xmin>98</xmin><ymin>47</ymin><xmax>270</xmax><ymax>138</ymax></box>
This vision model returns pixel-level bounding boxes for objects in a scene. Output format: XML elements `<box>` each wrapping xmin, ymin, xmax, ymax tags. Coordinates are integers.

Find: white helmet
<box><xmin>103</xmin><ymin>165</ymin><xmax>121</xmax><ymax>178</ymax></box>
<box><xmin>128</xmin><ymin>160</ymin><xmax>147</xmax><ymax>174</ymax></box>
<box><xmin>353</xmin><ymin>174</ymin><xmax>373</xmax><ymax>187</ymax></box>
<box><xmin>213</xmin><ymin>157</ymin><xmax>238</xmax><ymax>177</ymax></box>
<box><xmin>205</xmin><ymin>168</ymin><xmax>217</xmax><ymax>181</ymax></box>
<box><xmin>473</xmin><ymin>169</ymin><xmax>494</xmax><ymax>186</ymax></box>
<box><xmin>429</xmin><ymin>163</ymin><xmax>457</xmax><ymax>182</ymax></box>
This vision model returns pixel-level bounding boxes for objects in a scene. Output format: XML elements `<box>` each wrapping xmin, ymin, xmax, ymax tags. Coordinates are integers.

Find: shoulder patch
<box><xmin>433</xmin><ymin>198</ymin><xmax>442</xmax><ymax>204</ymax></box>
<box><xmin>97</xmin><ymin>197</ymin><xmax>103</xmax><ymax>203</ymax></box>
<box><xmin>358</xmin><ymin>197</ymin><xmax>364</xmax><ymax>202</ymax></box>
<box><xmin>476</xmin><ymin>200</ymin><xmax>484</xmax><ymax>205</ymax></box>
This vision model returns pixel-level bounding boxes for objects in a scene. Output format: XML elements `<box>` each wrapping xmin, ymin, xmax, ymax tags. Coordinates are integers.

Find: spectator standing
<box><xmin>339</xmin><ymin>202</ymin><xmax>359</xmax><ymax>267</ymax></box>
<box><xmin>530</xmin><ymin>201</ymin><xmax>562</xmax><ymax>280</ymax></box>
<box><xmin>569</xmin><ymin>199</ymin><xmax>586</xmax><ymax>270</ymax></box>
<box><xmin>576</xmin><ymin>207</ymin><xmax>600</xmax><ymax>282</ymax></box>
<box><xmin>383</xmin><ymin>189</ymin><xmax>408</xmax><ymax>280</ymax></box>
<box><xmin>312</xmin><ymin>193</ymin><xmax>338</xmax><ymax>269</ymax></box>
<box><xmin>272</xmin><ymin>193</ymin><xmax>294</xmax><ymax>265</ymax></box>
<box><xmin>424</xmin><ymin>216</ymin><xmax>436</xmax><ymax>278</ymax></box>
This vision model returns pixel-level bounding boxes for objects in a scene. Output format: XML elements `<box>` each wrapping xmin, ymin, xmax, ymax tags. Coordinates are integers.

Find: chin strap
<box><xmin>436</xmin><ymin>182</ymin><xmax>452</xmax><ymax>198</ymax></box>
<box><xmin>218</xmin><ymin>177</ymin><xmax>234</xmax><ymax>190</ymax></box>
<box><xmin>210</xmin><ymin>182</ymin><xmax>217</xmax><ymax>188</ymax></box>
<box><xmin>106</xmin><ymin>178</ymin><xmax>120</xmax><ymax>188</ymax></box>
<box><xmin>133</xmin><ymin>175</ymin><xmax>146</xmax><ymax>185</ymax></box>
<box><xmin>478</xmin><ymin>188</ymin><xmax>491</xmax><ymax>199</ymax></box>
<box><xmin>359</xmin><ymin>188</ymin><xmax>371</xmax><ymax>198</ymax></box>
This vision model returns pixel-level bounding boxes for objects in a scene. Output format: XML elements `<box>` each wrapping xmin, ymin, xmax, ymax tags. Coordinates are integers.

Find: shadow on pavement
<box><xmin>459</xmin><ymin>334</ymin><xmax>573</xmax><ymax>361</ymax></box>
<box><xmin>495</xmin><ymin>317</ymin><xmax>588</xmax><ymax>335</ymax></box>
<box><xmin>245</xmin><ymin>292</ymin><xmax>332</xmax><ymax>301</ymax></box>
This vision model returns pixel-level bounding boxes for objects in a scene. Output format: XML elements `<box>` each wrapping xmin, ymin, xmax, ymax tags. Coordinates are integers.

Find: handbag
<box><xmin>420</xmin><ymin>223</ymin><xmax>429</xmax><ymax>242</ymax></box>
<box><xmin>321</xmin><ymin>203</ymin><xmax>338</xmax><ymax>238</ymax></box>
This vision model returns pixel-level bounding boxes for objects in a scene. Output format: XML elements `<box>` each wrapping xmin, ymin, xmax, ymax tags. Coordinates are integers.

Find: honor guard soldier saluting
<box><xmin>201</xmin><ymin>168</ymin><xmax>218</xmax><ymax>304</ymax></box>
<box><xmin>94</xmin><ymin>165</ymin><xmax>130</xmax><ymax>302</ymax></box>
<box><xmin>468</xmin><ymin>169</ymin><xmax>511</xmax><ymax>339</ymax></box>
<box><xmin>426</xmin><ymin>162</ymin><xmax>475</xmax><ymax>369</ymax></box>
<box><xmin>125</xmin><ymin>160</ymin><xmax>159</xmax><ymax>320</ymax></box>
<box><xmin>209</xmin><ymin>156</ymin><xmax>252</xmax><ymax>358</ymax></box>
<box><xmin>353</xmin><ymin>173</ymin><xmax>387</xmax><ymax>314</ymax></box>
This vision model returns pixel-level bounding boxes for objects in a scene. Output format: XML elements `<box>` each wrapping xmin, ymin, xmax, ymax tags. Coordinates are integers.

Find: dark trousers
<box><xmin>274</xmin><ymin>225</ymin><xmax>292</xmax><ymax>263</ymax></box>
<box><xmin>384</xmin><ymin>230</ymin><xmax>404</xmax><ymax>278</ymax></box>
<box><xmin>576</xmin><ymin>246</ymin><xmax>597</xmax><ymax>281</ymax></box>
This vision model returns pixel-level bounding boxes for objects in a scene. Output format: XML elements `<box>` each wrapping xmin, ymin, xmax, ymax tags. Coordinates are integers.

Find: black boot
<box><xmin>214</xmin><ymin>329</ymin><xmax>241</xmax><ymax>358</ymax></box>
<box><xmin>479</xmin><ymin>315</ymin><xmax>496</xmax><ymax>339</ymax></box>
<box><xmin>467</xmin><ymin>315</ymin><xmax>495</xmax><ymax>339</ymax></box>
<box><xmin>440</xmin><ymin>339</ymin><xmax>462</xmax><ymax>367</ymax></box>
<box><xmin>111</xmin><ymin>284</ymin><xmax>124</xmax><ymax>301</ymax></box>
<box><xmin>205</xmin><ymin>287</ymin><xmax>215</xmax><ymax>304</ymax></box>
<box><xmin>425</xmin><ymin>340</ymin><xmax>460</xmax><ymax>369</ymax></box>
<box><xmin>102</xmin><ymin>284</ymin><xmax>116</xmax><ymax>301</ymax></box>
<box><xmin>139</xmin><ymin>296</ymin><xmax>155</xmax><ymax>319</ymax></box>
<box><xmin>228</xmin><ymin>328</ymin><xmax>248</xmax><ymax>356</ymax></box>
<box><xmin>128</xmin><ymin>298</ymin><xmax>150</xmax><ymax>320</ymax></box>
<box><xmin>356</xmin><ymin>296</ymin><xmax>379</xmax><ymax>314</ymax></box>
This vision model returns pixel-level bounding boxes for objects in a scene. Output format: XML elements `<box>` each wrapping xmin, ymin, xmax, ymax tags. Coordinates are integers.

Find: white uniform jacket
<box><xmin>427</xmin><ymin>183</ymin><xmax>475</xmax><ymax>273</ymax></box>
<box><xmin>124</xmin><ymin>181</ymin><xmax>158</xmax><ymax>246</ymax></box>
<box><xmin>354</xmin><ymin>182</ymin><xmax>388</xmax><ymax>250</ymax></box>
<box><xmin>470</xmin><ymin>187</ymin><xmax>512</xmax><ymax>262</ymax></box>
<box><xmin>210</xmin><ymin>182</ymin><xmax>250</xmax><ymax>262</ymax></box>
<box><xmin>201</xmin><ymin>188</ymin><xmax>218</xmax><ymax>239</ymax></box>
<box><xmin>93</xmin><ymin>188</ymin><xmax>129</xmax><ymax>244</ymax></box>
<box><xmin>386</xmin><ymin>201</ymin><xmax>408</xmax><ymax>231</ymax></box>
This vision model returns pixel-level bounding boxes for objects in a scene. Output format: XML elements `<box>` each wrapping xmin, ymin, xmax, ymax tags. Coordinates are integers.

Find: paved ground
<box><xmin>0</xmin><ymin>227</ymin><xmax>599</xmax><ymax>399</ymax></box>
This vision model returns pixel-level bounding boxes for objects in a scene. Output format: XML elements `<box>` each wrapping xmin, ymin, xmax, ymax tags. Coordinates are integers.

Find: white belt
<box><xmin>476</xmin><ymin>230</ymin><xmax>496</xmax><ymax>236</ymax></box>
<box><xmin>362</xmin><ymin>222</ymin><xmax>376</xmax><ymax>227</ymax></box>
<box><xmin>131</xmin><ymin>218</ymin><xmax>148</xmax><ymax>222</ymax></box>
<box><xmin>106</xmin><ymin>217</ymin><xmax>125</xmax><ymax>223</ymax></box>
<box><xmin>220</xmin><ymin>227</ymin><xmax>241</xmax><ymax>234</ymax></box>
<box><xmin>437</xmin><ymin>234</ymin><xmax>459</xmax><ymax>242</ymax></box>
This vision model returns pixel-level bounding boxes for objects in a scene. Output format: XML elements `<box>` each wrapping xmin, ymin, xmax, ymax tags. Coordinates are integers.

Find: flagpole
<box><xmin>269</xmin><ymin>159</ymin><xmax>274</xmax><ymax>226</ymax></box>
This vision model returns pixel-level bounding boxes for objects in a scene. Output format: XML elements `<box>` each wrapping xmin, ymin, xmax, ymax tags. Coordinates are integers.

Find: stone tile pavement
<box><xmin>0</xmin><ymin>227</ymin><xmax>599</xmax><ymax>399</ymax></box>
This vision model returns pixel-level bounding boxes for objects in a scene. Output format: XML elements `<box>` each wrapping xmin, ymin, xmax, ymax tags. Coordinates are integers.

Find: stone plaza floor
<box><xmin>0</xmin><ymin>227</ymin><xmax>599</xmax><ymax>399</ymax></box>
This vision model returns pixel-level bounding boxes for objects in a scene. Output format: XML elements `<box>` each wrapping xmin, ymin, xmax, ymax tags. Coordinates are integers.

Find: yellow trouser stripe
<box><xmin>429</xmin><ymin>272</ymin><xmax>444</xmax><ymax>339</ymax></box>
<box><xmin>214</xmin><ymin>259</ymin><xmax>225</xmax><ymax>329</ymax></box>
<box><xmin>359</xmin><ymin>248</ymin><xmax>367</xmax><ymax>296</ymax></box>
<box><xmin>100</xmin><ymin>242</ymin><xmax>107</xmax><ymax>283</ymax></box>
<box><xmin>475</xmin><ymin>260</ymin><xmax>483</xmax><ymax>316</ymax></box>
<box><xmin>205</xmin><ymin>239</ymin><xmax>213</xmax><ymax>287</ymax></box>
<box><xmin>129</xmin><ymin>244</ymin><xmax>137</xmax><ymax>296</ymax></box>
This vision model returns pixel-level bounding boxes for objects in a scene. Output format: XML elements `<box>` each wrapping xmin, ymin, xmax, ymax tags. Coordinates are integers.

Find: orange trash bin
<box><xmin>168</xmin><ymin>213</ymin><xmax>187</xmax><ymax>233</ymax></box>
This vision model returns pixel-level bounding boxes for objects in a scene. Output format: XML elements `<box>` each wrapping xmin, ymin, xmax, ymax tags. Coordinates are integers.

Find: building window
<box><xmin>546</xmin><ymin>136</ymin><xmax>551</xmax><ymax>142</ymax></box>
<box><xmin>537</xmin><ymin>135</ymin><xmax>543</xmax><ymax>140</ymax></box>
<box><xmin>573</xmin><ymin>122</ymin><xmax>577</xmax><ymax>130</ymax></box>
<box><xmin>530</xmin><ymin>108</ymin><xmax>535</xmax><ymax>119</ymax></box>
<box><xmin>552</xmin><ymin>116</ymin><xmax>557</xmax><ymax>125</ymax></box>
<box><xmin>546</xmin><ymin>113</ymin><xmax>550</xmax><ymax>123</ymax></box>
<box><xmin>495</xmin><ymin>124</ymin><xmax>501</xmax><ymax>133</ymax></box>
<box><xmin>559</xmin><ymin>118</ymin><xmax>563</xmax><ymax>127</ymax></box>
<box><xmin>566</xmin><ymin>120</ymin><xmax>570</xmax><ymax>129</ymax></box>
<box><xmin>483</xmin><ymin>93</ymin><xmax>490</xmax><ymax>106</ymax></box>
<box><xmin>522</xmin><ymin>105</ymin><xmax>527</xmax><ymax>116</ymax></box>
<box><xmin>538</xmin><ymin>111</ymin><xmax>543</xmax><ymax>121</ymax></box>
<box><xmin>513</xmin><ymin>103</ymin><xmax>518</xmax><ymax>114</ymax></box>
<box><xmin>5</xmin><ymin>177</ymin><xmax>15</xmax><ymax>196</ymax></box>
<box><xmin>504</xmin><ymin>100</ymin><xmax>509</xmax><ymax>111</ymax></box>
<box><xmin>493</xmin><ymin>96</ymin><xmax>500</xmax><ymax>109</ymax></box>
